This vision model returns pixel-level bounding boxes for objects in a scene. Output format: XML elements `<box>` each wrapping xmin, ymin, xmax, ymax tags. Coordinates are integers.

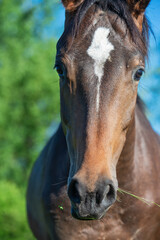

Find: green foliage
<box><xmin>0</xmin><ymin>39</ymin><xmax>59</xmax><ymax>184</ymax></box>
<box><xmin>0</xmin><ymin>0</ymin><xmax>60</xmax><ymax>239</ymax></box>
<box><xmin>0</xmin><ymin>0</ymin><xmax>60</xmax><ymax>185</ymax></box>
<box><xmin>0</xmin><ymin>181</ymin><xmax>34</xmax><ymax>240</ymax></box>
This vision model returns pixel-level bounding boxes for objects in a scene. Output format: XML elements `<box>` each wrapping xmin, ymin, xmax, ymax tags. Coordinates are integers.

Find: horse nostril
<box><xmin>68</xmin><ymin>179</ymin><xmax>82</xmax><ymax>204</ymax></box>
<box><xmin>96</xmin><ymin>183</ymin><xmax>116</xmax><ymax>205</ymax></box>
<box><xmin>106</xmin><ymin>184</ymin><xmax>116</xmax><ymax>203</ymax></box>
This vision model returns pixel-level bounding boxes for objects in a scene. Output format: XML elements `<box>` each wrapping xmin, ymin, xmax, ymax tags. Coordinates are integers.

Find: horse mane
<box><xmin>72</xmin><ymin>0</ymin><xmax>149</xmax><ymax>58</ymax></box>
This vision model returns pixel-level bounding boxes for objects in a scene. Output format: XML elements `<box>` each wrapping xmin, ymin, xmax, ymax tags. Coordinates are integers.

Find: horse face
<box><xmin>55</xmin><ymin>0</ymin><xmax>148</xmax><ymax>220</ymax></box>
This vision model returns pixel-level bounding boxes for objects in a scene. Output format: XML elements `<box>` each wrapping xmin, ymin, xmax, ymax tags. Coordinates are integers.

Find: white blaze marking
<box><xmin>87</xmin><ymin>27</ymin><xmax>114</xmax><ymax>112</ymax></box>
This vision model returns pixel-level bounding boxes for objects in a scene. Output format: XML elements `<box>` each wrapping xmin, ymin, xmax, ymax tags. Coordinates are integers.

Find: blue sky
<box><xmin>141</xmin><ymin>0</ymin><xmax>160</xmax><ymax>133</ymax></box>
<box><xmin>146</xmin><ymin>0</ymin><xmax>160</xmax><ymax>43</ymax></box>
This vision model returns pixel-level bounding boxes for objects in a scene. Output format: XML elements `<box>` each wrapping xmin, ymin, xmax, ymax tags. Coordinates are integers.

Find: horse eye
<box><xmin>133</xmin><ymin>68</ymin><xmax>144</xmax><ymax>81</ymax></box>
<box><xmin>55</xmin><ymin>65</ymin><xmax>65</xmax><ymax>79</ymax></box>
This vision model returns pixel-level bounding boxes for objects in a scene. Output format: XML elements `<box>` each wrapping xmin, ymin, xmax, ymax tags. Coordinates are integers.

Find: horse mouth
<box><xmin>71</xmin><ymin>207</ymin><xmax>98</xmax><ymax>220</ymax></box>
<box><xmin>71</xmin><ymin>206</ymin><xmax>106</xmax><ymax>221</ymax></box>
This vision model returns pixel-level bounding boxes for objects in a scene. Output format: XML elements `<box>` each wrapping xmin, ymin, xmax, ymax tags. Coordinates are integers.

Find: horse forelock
<box><xmin>59</xmin><ymin>0</ymin><xmax>150</xmax><ymax>58</ymax></box>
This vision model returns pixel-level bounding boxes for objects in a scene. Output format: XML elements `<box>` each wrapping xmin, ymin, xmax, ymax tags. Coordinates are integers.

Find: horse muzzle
<box><xmin>68</xmin><ymin>178</ymin><xmax>116</xmax><ymax>220</ymax></box>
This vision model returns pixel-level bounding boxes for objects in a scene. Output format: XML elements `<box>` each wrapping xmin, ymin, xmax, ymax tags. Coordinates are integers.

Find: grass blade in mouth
<box><xmin>118</xmin><ymin>188</ymin><xmax>160</xmax><ymax>208</ymax></box>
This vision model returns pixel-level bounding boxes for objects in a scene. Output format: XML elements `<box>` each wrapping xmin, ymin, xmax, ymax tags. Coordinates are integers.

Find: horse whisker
<box><xmin>52</xmin><ymin>179</ymin><xmax>67</xmax><ymax>186</ymax></box>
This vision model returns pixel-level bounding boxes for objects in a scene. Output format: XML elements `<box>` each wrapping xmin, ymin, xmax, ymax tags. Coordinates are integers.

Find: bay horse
<box><xmin>27</xmin><ymin>0</ymin><xmax>160</xmax><ymax>239</ymax></box>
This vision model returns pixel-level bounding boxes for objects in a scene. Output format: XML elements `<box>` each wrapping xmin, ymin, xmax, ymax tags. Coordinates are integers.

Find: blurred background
<box><xmin>0</xmin><ymin>0</ymin><xmax>159</xmax><ymax>239</ymax></box>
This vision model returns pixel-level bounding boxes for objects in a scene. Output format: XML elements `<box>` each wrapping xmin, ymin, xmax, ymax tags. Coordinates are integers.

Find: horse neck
<box><xmin>117</xmin><ymin>102</ymin><xmax>160</xmax><ymax>192</ymax></box>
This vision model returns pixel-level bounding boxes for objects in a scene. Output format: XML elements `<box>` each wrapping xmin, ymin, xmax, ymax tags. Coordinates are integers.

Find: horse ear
<box><xmin>126</xmin><ymin>0</ymin><xmax>151</xmax><ymax>31</ymax></box>
<box><xmin>61</xmin><ymin>0</ymin><xmax>84</xmax><ymax>11</ymax></box>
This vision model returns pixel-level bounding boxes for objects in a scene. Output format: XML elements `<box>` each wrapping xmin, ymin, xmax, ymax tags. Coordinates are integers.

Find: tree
<box><xmin>0</xmin><ymin>0</ymin><xmax>60</xmax><ymax>238</ymax></box>
<box><xmin>0</xmin><ymin>0</ymin><xmax>60</xmax><ymax>185</ymax></box>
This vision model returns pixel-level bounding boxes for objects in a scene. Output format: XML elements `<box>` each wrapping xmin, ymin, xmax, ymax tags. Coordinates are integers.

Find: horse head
<box><xmin>55</xmin><ymin>0</ymin><xmax>150</xmax><ymax>220</ymax></box>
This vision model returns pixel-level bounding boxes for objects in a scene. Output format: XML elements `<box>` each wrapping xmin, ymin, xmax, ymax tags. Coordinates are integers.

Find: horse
<box><xmin>27</xmin><ymin>0</ymin><xmax>160</xmax><ymax>239</ymax></box>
